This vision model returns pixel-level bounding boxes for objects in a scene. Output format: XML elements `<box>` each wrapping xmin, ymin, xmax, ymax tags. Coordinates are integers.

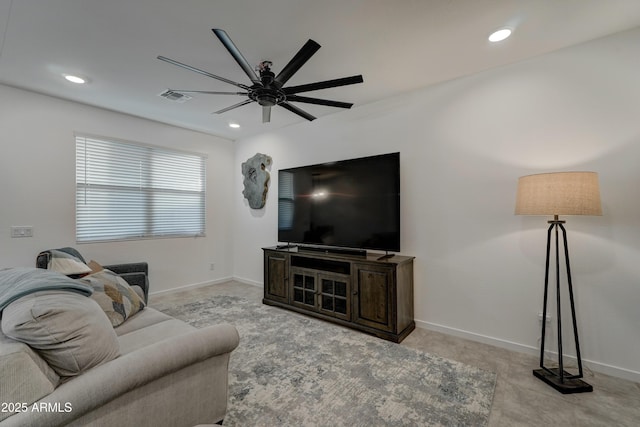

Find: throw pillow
<box><xmin>87</xmin><ymin>259</ymin><xmax>104</xmax><ymax>273</ymax></box>
<box><xmin>47</xmin><ymin>249</ymin><xmax>92</xmax><ymax>276</ymax></box>
<box><xmin>1</xmin><ymin>291</ymin><xmax>120</xmax><ymax>377</ymax></box>
<box><xmin>79</xmin><ymin>269</ymin><xmax>146</xmax><ymax>327</ymax></box>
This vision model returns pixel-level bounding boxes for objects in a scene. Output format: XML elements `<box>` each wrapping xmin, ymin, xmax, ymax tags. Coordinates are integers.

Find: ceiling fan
<box><xmin>158</xmin><ymin>29</ymin><xmax>364</xmax><ymax>123</ymax></box>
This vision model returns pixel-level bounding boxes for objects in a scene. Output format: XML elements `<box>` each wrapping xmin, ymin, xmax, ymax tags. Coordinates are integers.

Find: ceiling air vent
<box><xmin>158</xmin><ymin>90</ymin><xmax>192</xmax><ymax>103</ymax></box>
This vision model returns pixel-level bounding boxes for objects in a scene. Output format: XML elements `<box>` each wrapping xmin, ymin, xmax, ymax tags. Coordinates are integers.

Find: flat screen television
<box><xmin>277</xmin><ymin>152</ymin><xmax>400</xmax><ymax>253</ymax></box>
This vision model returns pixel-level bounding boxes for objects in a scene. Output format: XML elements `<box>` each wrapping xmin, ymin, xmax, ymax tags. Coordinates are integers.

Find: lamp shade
<box><xmin>515</xmin><ymin>172</ymin><xmax>602</xmax><ymax>216</ymax></box>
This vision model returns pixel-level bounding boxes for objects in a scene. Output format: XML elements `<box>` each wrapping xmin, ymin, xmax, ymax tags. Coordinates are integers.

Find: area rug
<box><xmin>156</xmin><ymin>295</ymin><xmax>496</xmax><ymax>426</ymax></box>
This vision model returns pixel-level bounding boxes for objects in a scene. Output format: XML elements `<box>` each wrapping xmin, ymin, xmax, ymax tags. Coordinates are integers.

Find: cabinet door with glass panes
<box><xmin>290</xmin><ymin>267</ymin><xmax>350</xmax><ymax>320</ymax></box>
<box><xmin>318</xmin><ymin>272</ymin><xmax>350</xmax><ymax>320</ymax></box>
<box><xmin>290</xmin><ymin>267</ymin><xmax>318</xmax><ymax>311</ymax></box>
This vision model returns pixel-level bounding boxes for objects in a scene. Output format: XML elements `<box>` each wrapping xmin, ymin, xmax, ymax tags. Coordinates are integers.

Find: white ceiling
<box><xmin>1</xmin><ymin>0</ymin><xmax>640</xmax><ymax>141</ymax></box>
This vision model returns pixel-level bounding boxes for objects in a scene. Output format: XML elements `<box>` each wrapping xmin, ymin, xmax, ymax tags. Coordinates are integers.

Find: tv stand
<box><xmin>263</xmin><ymin>246</ymin><xmax>415</xmax><ymax>343</ymax></box>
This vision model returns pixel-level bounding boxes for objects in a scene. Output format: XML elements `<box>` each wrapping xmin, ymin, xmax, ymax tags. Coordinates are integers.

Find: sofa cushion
<box><xmin>0</xmin><ymin>332</ymin><xmax>60</xmax><ymax>422</ymax></box>
<box><xmin>114</xmin><ymin>307</ymin><xmax>174</xmax><ymax>336</ymax></box>
<box><xmin>1</xmin><ymin>291</ymin><xmax>120</xmax><ymax>377</ymax></box>
<box><xmin>79</xmin><ymin>269</ymin><xmax>146</xmax><ymax>327</ymax></box>
<box><xmin>117</xmin><ymin>316</ymin><xmax>197</xmax><ymax>354</ymax></box>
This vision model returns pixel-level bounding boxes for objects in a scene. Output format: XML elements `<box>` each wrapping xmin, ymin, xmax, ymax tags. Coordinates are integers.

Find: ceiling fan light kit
<box><xmin>158</xmin><ymin>28</ymin><xmax>363</xmax><ymax>123</ymax></box>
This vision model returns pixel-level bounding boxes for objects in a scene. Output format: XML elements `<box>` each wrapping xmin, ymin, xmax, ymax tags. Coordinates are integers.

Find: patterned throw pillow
<box><xmin>79</xmin><ymin>269</ymin><xmax>145</xmax><ymax>327</ymax></box>
<box><xmin>47</xmin><ymin>249</ymin><xmax>92</xmax><ymax>276</ymax></box>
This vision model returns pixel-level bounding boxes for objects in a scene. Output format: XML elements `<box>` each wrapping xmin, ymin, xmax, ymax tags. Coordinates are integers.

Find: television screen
<box><xmin>278</xmin><ymin>152</ymin><xmax>400</xmax><ymax>252</ymax></box>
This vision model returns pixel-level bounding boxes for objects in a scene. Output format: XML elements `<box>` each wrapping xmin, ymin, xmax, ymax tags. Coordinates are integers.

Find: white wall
<box><xmin>0</xmin><ymin>85</ymin><xmax>236</xmax><ymax>293</ymax></box>
<box><xmin>232</xmin><ymin>27</ymin><xmax>640</xmax><ymax>380</ymax></box>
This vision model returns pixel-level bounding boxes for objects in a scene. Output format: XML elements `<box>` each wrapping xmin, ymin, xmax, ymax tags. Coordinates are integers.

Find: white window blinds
<box><xmin>76</xmin><ymin>135</ymin><xmax>206</xmax><ymax>243</ymax></box>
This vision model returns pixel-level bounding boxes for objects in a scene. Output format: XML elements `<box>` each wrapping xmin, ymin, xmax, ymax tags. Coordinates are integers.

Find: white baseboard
<box><xmin>148</xmin><ymin>276</ymin><xmax>234</xmax><ymax>297</ymax></box>
<box><xmin>232</xmin><ymin>276</ymin><xmax>263</xmax><ymax>288</ymax></box>
<box><xmin>416</xmin><ymin>319</ymin><xmax>640</xmax><ymax>383</ymax></box>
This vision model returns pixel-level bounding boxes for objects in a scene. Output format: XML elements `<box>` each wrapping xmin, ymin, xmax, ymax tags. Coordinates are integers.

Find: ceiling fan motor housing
<box><xmin>252</xmin><ymin>67</ymin><xmax>284</xmax><ymax>106</ymax></box>
<box><xmin>253</xmin><ymin>90</ymin><xmax>282</xmax><ymax>107</ymax></box>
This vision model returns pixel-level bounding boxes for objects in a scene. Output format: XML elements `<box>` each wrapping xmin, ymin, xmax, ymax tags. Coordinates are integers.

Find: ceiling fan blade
<box><xmin>287</xmin><ymin>95</ymin><xmax>353</xmax><ymax>109</ymax></box>
<box><xmin>283</xmin><ymin>75</ymin><xmax>364</xmax><ymax>95</ymax></box>
<box><xmin>212</xmin><ymin>99</ymin><xmax>253</xmax><ymax>115</ymax></box>
<box><xmin>262</xmin><ymin>106</ymin><xmax>272</xmax><ymax>123</ymax></box>
<box><xmin>274</xmin><ymin>39</ymin><xmax>321</xmax><ymax>87</ymax></box>
<box><xmin>170</xmin><ymin>90</ymin><xmax>247</xmax><ymax>95</ymax></box>
<box><xmin>279</xmin><ymin>102</ymin><xmax>316</xmax><ymax>121</ymax></box>
<box><xmin>158</xmin><ymin>55</ymin><xmax>250</xmax><ymax>90</ymax></box>
<box><xmin>212</xmin><ymin>29</ymin><xmax>261</xmax><ymax>85</ymax></box>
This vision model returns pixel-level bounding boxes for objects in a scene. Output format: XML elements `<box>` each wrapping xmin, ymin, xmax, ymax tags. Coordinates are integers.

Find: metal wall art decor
<box><xmin>241</xmin><ymin>153</ymin><xmax>272</xmax><ymax>209</ymax></box>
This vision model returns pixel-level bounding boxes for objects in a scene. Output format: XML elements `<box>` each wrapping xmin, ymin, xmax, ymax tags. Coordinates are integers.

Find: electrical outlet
<box><xmin>209</xmin><ymin>263</ymin><xmax>215</xmax><ymax>271</ymax></box>
<box><xmin>538</xmin><ymin>312</ymin><xmax>552</xmax><ymax>324</ymax></box>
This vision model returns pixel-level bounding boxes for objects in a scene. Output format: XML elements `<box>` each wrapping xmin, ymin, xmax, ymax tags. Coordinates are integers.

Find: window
<box><xmin>76</xmin><ymin>135</ymin><xmax>206</xmax><ymax>243</ymax></box>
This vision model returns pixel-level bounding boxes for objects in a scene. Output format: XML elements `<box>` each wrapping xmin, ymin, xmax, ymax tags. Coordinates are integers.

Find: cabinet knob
<box><xmin>352</xmin><ymin>291</ymin><xmax>358</xmax><ymax>296</ymax></box>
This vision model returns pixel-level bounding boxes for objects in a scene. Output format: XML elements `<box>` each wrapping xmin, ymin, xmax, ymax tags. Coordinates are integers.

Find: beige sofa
<box><xmin>0</xmin><ymin>263</ymin><xmax>239</xmax><ymax>427</ymax></box>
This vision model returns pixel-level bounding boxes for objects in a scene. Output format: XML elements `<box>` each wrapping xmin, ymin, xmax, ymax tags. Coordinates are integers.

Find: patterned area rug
<box><xmin>156</xmin><ymin>296</ymin><xmax>496</xmax><ymax>426</ymax></box>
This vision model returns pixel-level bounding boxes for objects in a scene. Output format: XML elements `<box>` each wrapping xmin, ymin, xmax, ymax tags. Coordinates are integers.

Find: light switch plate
<box><xmin>11</xmin><ymin>226</ymin><xmax>33</xmax><ymax>238</ymax></box>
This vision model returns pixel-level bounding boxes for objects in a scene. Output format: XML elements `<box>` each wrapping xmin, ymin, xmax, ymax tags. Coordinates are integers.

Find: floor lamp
<box><xmin>515</xmin><ymin>172</ymin><xmax>601</xmax><ymax>394</ymax></box>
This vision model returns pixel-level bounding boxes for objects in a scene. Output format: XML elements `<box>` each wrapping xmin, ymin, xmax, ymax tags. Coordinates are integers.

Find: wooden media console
<box><xmin>263</xmin><ymin>246</ymin><xmax>415</xmax><ymax>343</ymax></box>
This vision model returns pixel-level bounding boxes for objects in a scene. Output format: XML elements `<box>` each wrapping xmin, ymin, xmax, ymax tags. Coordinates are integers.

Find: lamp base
<box><xmin>533</xmin><ymin>368</ymin><xmax>593</xmax><ymax>394</ymax></box>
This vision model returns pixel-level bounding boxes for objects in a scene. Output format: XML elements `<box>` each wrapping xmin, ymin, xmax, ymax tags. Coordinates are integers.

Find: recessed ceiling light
<box><xmin>63</xmin><ymin>74</ymin><xmax>87</xmax><ymax>84</ymax></box>
<box><xmin>488</xmin><ymin>28</ymin><xmax>512</xmax><ymax>43</ymax></box>
<box><xmin>229</xmin><ymin>123</ymin><xmax>240</xmax><ymax>129</ymax></box>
